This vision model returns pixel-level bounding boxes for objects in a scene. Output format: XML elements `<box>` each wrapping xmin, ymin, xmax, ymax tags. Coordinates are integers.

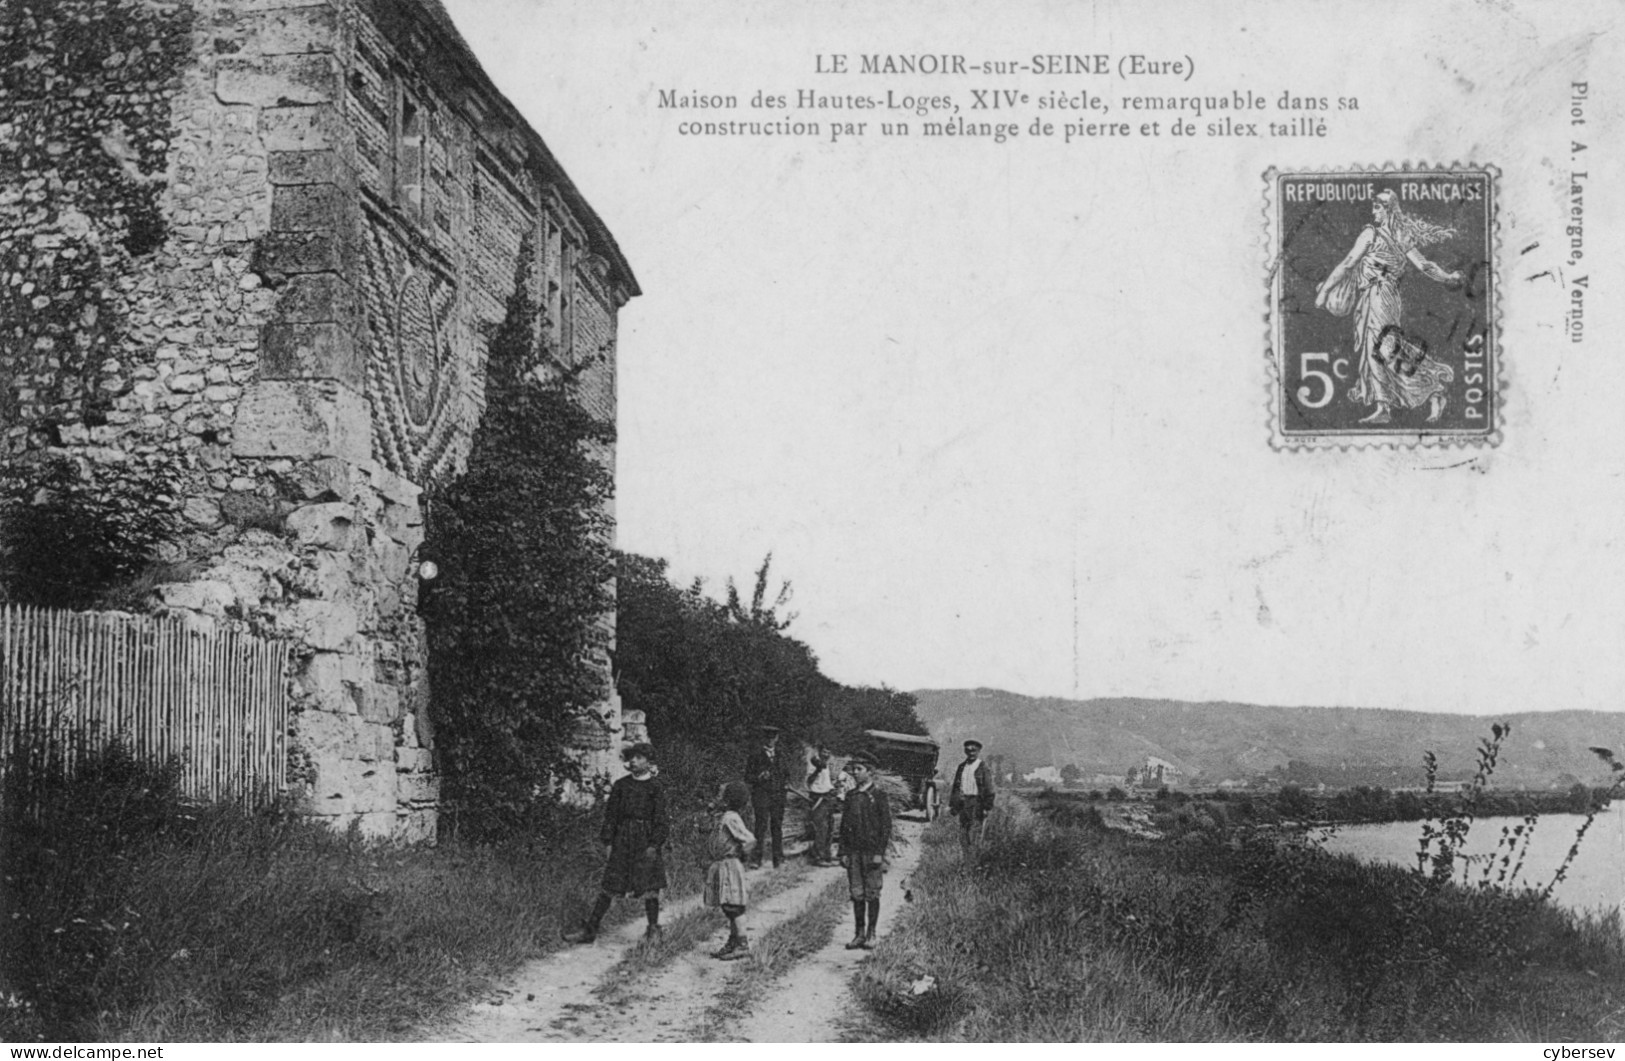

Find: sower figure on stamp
<box><xmin>839</xmin><ymin>751</ymin><xmax>892</xmax><ymax>950</ymax></box>
<box><xmin>563</xmin><ymin>743</ymin><xmax>669</xmax><ymax>944</ymax></box>
<box><xmin>1315</xmin><ymin>188</ymin><xmax>1462</xmax><ymax>426</ymax></box>
<box><xmin>745</xmin><ymin>724</ymin><xmax>789</xmax><ymax>869</ymax></box>
<box><xmin>806</xmin><ymin>744</ymin><xmax>837</xmax><ymax>866</ymax></box>
<box><xmin>949</xmin><ymin>739</ymin><xmax>995</xmax><ymax>853</ymax></box>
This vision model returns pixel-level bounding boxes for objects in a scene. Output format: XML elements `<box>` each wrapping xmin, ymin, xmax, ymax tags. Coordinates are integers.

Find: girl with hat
<box><xmin>563</xmin><ymin>742</ymin><xmax>670</xmax><ymax>945</ymax></box>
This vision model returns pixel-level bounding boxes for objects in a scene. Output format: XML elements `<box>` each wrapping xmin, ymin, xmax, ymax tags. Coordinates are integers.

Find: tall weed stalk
<box><xmin>1540</xmin><ymin>747</ymin><xmax>1625</xmax><ymax>901</ymax></box>
<box><xmin>1411</xmin><ymin>726</ymin><xmax>1621</xmax><ymax>900</ymax></box>
<box><xmin>1416</xmin><ymin>723</ymin><xmax>1508</xmax><ymax>888</ymax></box>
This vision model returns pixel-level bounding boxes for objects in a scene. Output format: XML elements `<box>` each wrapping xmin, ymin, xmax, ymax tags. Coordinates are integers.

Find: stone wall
<box><xmin>0</xmin><ymin>0</ymin><xmax>636</xmax><ymax>838</ymax></box>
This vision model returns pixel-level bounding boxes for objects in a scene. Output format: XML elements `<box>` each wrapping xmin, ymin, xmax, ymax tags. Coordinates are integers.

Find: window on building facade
<box><xmin>396</xmin><ymin>89</ymin><xmax>426</xmax><ymax>220</ymax></box>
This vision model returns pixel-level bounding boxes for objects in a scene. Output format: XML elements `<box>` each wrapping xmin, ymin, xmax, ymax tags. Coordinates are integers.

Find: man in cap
<box><xmin>839</xmin><ymin>751</ymin><xmax>892</xmax><ymax>949</ymax></box>
<box><xmin>949</xmin><ymin>739</ymin><xmax>995</xmax><ymax>852</ymax></box>
<box><xmin>745</xmin><ymin>724</ymin><xmax>790</xmax><ymax>868</ymax></box>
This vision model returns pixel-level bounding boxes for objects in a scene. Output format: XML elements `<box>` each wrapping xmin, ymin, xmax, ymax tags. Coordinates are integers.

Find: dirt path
<box><xmin>422</xmin><ymin>819</ymin><xmax>928</xmax><ymax>1043</ymax></box>
<box><xmin>729</xmin><ymin>822</ymin><xmax>927</xmax><ymax>1042</ymax></box>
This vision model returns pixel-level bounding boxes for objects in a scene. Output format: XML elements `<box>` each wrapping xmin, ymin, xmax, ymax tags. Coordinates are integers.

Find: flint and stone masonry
<box><xmin>0</xmin><ymin>0</ymin><xmax>638</xmax><ymax>839</ymax></box>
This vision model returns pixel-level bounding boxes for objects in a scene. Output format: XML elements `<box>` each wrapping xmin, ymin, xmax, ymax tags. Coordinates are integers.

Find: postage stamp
<box><xmin>1265</xmin><ymin>164</ymin><xmax>1501</xmax><ymax>448</ymax></box>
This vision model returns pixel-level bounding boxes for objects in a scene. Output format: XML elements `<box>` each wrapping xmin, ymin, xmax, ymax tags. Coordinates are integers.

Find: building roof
<box><xmin>864</xmin><ymin>730</ymin><xmax>941</xmax><ymax>749</ymax></box>
<box><xmin>373</xmin><ymin>0</ymin><xmax>640</xmax><ymax>298</ymax></box>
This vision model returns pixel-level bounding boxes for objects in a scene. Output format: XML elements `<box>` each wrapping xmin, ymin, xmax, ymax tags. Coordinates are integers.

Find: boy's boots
<box><xmin>845</xmin><ymin>900</ymin><xmax>868</xmax><ymax>949</ymax></box>
<box><xmin>712</xmin><ymin>934</ymin><xmax>749</xmax><ymax>960</ymax></box>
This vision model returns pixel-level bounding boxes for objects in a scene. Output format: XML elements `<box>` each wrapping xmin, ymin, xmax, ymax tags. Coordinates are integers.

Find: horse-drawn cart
<box><xmin>864</xmin><ymin>729</ymin><xmax>941</xmax><ymax>820</ymax></box>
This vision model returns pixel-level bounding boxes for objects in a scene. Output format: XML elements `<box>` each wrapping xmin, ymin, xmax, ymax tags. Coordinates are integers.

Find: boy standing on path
<box><xmin>839</xmin><ymin>751</ymin><xmax>892</xmax><ymax>950</ymax></box>
<box><xmin>949</xmin><ymin>739</ymin><xmax>995</xmax><ymax>853</ymax></box>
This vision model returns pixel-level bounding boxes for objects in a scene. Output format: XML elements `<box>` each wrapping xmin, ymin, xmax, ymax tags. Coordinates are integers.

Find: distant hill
<box><xmin>911</xmin><ymin>688</ymin><xmax>1625</xmax><ymax>789</ymax></box>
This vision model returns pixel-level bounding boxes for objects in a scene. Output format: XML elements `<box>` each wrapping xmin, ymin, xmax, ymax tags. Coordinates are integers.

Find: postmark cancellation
<box><xmin>1265</xmin><ymin>164</ymin><xmax>1501</xmax><ymax>448</ymax></box>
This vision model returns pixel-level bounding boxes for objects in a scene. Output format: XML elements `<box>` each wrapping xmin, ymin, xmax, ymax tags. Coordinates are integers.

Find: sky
<box><xmin>437</xmin><ymin>0</ymin><xmax>1624</xmax><ymax>716</ymax></box>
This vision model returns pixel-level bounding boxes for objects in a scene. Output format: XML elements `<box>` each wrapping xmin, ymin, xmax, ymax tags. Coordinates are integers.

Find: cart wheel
<box><xmin>925</xmin><ymin>782</ymin><xmax>940</xmax><ymax>821</ymax></box>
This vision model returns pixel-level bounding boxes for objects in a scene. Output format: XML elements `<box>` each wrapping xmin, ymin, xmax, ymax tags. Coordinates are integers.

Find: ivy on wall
<box><xmin>0</xmin><ymin>455</ymin><xmax>178</xmax><ymax>609</ymax></box>
<box><xmin>421</xmin><ymin>247</ymin><xmax>615</xmax><ymax>842</ymax></box>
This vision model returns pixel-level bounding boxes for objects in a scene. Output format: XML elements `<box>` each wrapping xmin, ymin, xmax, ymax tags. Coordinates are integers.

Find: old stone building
<box><xmin>0</xmin><ymin>0</ymin><xmax>637</xmax><ymax>838</ymax></box>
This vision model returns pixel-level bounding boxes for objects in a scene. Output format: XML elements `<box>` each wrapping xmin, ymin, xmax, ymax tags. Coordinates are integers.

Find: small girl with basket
<box><xmin>705</xmin><ymin>780</ymin><xmax>756</xmax><ymax>960</ymax></box>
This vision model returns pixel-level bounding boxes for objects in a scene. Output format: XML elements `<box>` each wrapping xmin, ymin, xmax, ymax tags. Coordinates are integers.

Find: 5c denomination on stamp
<box><xmin>1265</xmin><ymin>164</ymin><xmax>1500</xmax><ymax>448</ymax></box>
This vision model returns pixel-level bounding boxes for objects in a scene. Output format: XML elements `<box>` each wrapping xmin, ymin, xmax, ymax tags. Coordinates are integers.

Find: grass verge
<box><xmin>855</xmin><ymin>798</ymin><xmax>1625</xmax><ymax>1042</ymax></box>
<box><xmin>854</xmin><ymin>802</ymin><xmax>1233</xmax><ymax>1041</ymax></box>
<box><xmin>0</xmin><ymin>741</ymin><xmax>715</xmax><ymax>1042</ymax></box>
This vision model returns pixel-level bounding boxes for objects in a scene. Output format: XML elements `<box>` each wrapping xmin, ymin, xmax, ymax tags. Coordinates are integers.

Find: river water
<box><xmin>1321</xmin><ymin>803</ymin><xmax>1625</xmax><ymax>916</ymax></box>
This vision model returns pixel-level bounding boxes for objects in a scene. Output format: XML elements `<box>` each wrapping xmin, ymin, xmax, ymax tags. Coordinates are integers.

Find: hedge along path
<box><xmin>422</xmin><ymin>821</ymin><xmax>925</xmax><ymax>1042</ymax></box>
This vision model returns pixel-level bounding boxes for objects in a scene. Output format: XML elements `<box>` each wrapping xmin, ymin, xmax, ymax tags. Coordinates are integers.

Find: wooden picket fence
<box><xmin>0</xmin><ymin>604</ymin><xmax>289</xmax><ymax>806</ymax></box>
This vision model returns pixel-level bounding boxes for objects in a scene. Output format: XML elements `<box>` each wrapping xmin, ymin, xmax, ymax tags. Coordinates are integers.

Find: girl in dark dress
<box><xmin>563</xmin><ymin>743</ymin><xmax>670</xmax><ymax>944</ymax></box>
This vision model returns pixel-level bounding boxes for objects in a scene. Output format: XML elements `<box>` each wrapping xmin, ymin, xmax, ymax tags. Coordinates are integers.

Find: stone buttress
<box><xmin>0</xmin><ymin>0</ymin><xmax>637</xmax><ymax>838</ymax></box>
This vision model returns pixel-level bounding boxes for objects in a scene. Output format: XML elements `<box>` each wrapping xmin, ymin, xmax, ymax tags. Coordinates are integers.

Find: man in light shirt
<box><xmin>805</xmin><ymin>744</ymin><xmax>837</xmax><ymax>865</ymax></box>
<box><xmin>949</xmin><ymin>739</ymin><xmax>995</xmax><ymax>853</ymax></box>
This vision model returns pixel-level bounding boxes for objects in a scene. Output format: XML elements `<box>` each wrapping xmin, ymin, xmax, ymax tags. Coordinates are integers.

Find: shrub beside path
<box><xmin>421</xmin><ymin>819</ymin><xmax>927</xmax><ymax>1042</ymax></box>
